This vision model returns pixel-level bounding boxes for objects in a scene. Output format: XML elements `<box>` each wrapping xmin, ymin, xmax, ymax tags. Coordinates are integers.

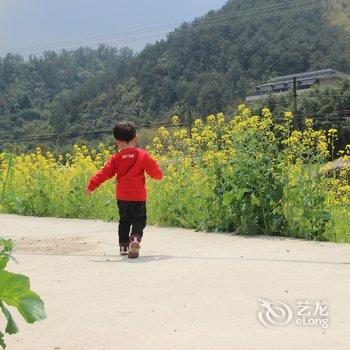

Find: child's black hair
<box><xmin>113</xmin><ymin>122</ymin><xmax>136</xmax><ymax>143</ymax></box>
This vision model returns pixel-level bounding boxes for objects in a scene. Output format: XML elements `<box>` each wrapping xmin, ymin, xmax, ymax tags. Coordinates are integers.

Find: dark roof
<box><xmin>255</xmin><ymin>69</ymin><xmax>348</xmax><ymax>90</ymax></box>
<box><xmin>270</xmin><ymin>68</ymin><xmax>347</xmax><ymax>83</ymax></box>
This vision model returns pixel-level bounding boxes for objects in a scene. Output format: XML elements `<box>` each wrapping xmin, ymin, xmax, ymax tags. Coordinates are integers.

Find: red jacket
<box><xmin>87</xmin><ymin>147</ymin><xmax>163</xmax><ymax>201</ymax></box>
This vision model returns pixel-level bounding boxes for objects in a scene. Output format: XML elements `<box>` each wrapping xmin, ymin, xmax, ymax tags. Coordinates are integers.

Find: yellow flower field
<box><xmin>0</xmin><ymin>106</ymin><xmax>349</xmax><ymax>242</ymax></box>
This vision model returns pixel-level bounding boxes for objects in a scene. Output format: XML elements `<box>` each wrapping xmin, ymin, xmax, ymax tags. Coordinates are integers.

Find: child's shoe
<box><xmin>128</xmin><ymin>235</ymin><xmax>141</xmax><ymax>259</ymax></box>
<box><xmin>119</xmin><ymin>244</ymin><xmax>129</xmax><ymax>256</ymax></box>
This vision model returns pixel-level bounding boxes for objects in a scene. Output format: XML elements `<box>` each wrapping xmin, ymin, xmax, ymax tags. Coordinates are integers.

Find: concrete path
<box><xmin>1</xmin><ymin>213</ymin><xmax>350</xmax><ymax>350</ymax></box>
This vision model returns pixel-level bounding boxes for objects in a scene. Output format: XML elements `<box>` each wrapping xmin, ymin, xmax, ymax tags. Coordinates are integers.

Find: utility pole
<box><xmin>293</xmin><ymin>76</ymin><xmax>299</xmax><ymax>129</ymax></box>
<box><xmin>188</xmin><ymin>105</ymin><xmax>193</xmax><ymax>138</ymax></box>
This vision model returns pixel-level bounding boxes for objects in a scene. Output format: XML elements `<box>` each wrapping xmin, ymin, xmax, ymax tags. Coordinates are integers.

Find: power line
<box><xmin>0</xmin><ymin>0</ymin><xmax>322</xmax><ymax>53</ymax></box>
<box><xmin>178</xmin><ymin>3</ymin><xmax>328</xmax><ymax>34</ymax></box>
<box><xmin>0</xmin><ymin>0</ymin><xmax>331</xmax><ymax>55</ymax></box>
<box><xmin>0</xmin><ymin>6</ymin><xmax>324</xmax><ymax>57</ymax></box>
<box><xmin>68</xmin><ymin>3</ymin><xmax>331</xmax><ymax>48</ymax></box>
<box><xmin>0</xmin><ymin>122</ymin><xmax>192</xmax><ymax>145</ymax></box>
<box><xmin>1</xmin><ymin>112</ymin><xmax>349</xmax><ymax>146</ymax></box>
<box><xmin>92</xmin><ymin>3</ymin><xmax>328</xmax><ymax>52</ymax></box>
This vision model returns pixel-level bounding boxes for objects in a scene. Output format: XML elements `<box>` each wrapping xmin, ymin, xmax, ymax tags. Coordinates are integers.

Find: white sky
<box><xmin>0</xmin><ymin>0</ymin><xmax>226</xmax><ymax>56</ymax></box>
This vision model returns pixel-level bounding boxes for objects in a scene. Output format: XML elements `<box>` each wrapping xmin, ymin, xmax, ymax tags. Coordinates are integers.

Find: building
<box><xmin>246</xmin><ymin>68</ymin><xmax>348</xmax><ymax>102</ymax></box>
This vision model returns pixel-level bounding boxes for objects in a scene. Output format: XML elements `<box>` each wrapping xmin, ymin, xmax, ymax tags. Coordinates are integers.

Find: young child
<box><xmin>86</xmin><ymin>122</ymin><xmax>163</xmax><ymax>258</ymax></box>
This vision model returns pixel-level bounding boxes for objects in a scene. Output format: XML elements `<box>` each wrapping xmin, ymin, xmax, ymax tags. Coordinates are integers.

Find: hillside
<box><xmin>0</xmin><ymin>0</ymin><xmax>349</xmax><ymax>151</ymax></box>
<box><xmin>328</xmin><ymin>0</ymin><xmax>350</xmax><ymax>33</ymax></box>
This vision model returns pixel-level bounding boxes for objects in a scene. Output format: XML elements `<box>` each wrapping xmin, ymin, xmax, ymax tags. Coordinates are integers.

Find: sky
<box><xmin>0</xmin><ymin>0</ymin><xmax>226</xmax><ymax>56</ymax></box>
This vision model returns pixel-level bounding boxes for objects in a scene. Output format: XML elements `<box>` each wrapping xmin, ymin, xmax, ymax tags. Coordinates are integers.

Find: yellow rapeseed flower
<box><xmin>305</xmin><ymin>118</ymin><xmax>313</xmax><ymax>128</ymax></box>
<box><xmin>172</xmin><ymin>115</ymin><xmax>180</xmax><ymax>126</ymax></box>
<box><xmin>284</xmin><ymin>111</ymin><xmax>293</xmax><ymax>122</ymax></box>
<box><xmin>158</xmin><ymin>126</ymin><xmax>169</xmax><ymax>139</ymax></box>
<box><xmin>207</xmin><ymin>115</ymin><xmax>215</xmax><ymax>124</ymax></box>
<box><xmin>194</xmin><ymin>119</ymin><xmax>203</xmax><ymax>128</ymax></box>
<box><xmin>262</xmin><ymin>107</ymin><xmax>272</xmax><ymax>118</ymax></box>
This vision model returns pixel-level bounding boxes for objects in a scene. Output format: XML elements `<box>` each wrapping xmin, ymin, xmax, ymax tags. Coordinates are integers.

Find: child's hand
<box><xmin>85</xmin><ymin>189</ymin><xmax>93</xmax><ymax>196</ymax></box>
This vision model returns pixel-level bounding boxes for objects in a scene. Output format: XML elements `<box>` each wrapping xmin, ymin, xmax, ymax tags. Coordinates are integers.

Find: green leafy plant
<box><xmin>0</xmin><ymin>238</ymin><xmax>46</xmax><ymax>349</ymax></box>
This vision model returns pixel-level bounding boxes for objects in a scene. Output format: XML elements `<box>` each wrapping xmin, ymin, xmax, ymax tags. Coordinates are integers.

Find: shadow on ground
<box><xmin>90</xmin><ymin>255</ymin><xmax>173</xmax><ymax>263</ymax></box>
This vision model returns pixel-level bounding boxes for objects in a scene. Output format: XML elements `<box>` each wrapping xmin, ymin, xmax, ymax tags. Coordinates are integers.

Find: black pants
<box><xmin>117</xmin><ymin>200</ymin><xmax>147</xmax><ymax>245</ymax></box>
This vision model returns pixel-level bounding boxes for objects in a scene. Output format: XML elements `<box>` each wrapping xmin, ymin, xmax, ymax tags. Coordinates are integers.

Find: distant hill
<box><xmin>0</xmin><ymin>0</ymin><xmax>349</xmax><ymax>151</ymax></box>
<box><xmin>328</xmin><ymin>0</ymin><xmax>350</xmax><ymax>33</ymax></box>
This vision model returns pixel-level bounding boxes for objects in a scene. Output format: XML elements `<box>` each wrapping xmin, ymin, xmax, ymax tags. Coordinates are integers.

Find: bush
<box><xmin>147</xmin><ymin>107</ymin><xmax>350</xmax><ymax>241</ymax></box>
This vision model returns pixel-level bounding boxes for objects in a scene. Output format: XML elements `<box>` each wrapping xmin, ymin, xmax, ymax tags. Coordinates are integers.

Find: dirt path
<box><xmin>1</xmin><ymin>213</ymin><xmax>350</xmax><ymax>350</ymax></box>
